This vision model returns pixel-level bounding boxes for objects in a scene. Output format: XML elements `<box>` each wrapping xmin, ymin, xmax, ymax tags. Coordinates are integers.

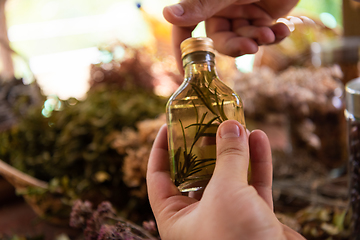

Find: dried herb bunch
<box><xmin>0</xmin><ymin>85</ymin><xmax>165</xmax><ymax>218</ymax></box>
<box><xmin>70</xmin><ymin>200</ymin><xmax>159</xmax><ymax>240</ymax></box>
<box><xmin>0</xmin><ymin>77</ymin><xmax>42</xmax><ymax>131</ymax></box>
<box><xmin>89</xmin><ymin>43</ymin><xmax>182</xmax><ymax>94</ymax></box>
<box><xmin>108</xmin><ymin>115</ymin><xmax>165</xmax><ymax>199</ymax></box>
<box><xmin>0</xmin><ymin>50</ymin><xmax>172</xmax><ymax>225</ymax></box>
<box><xmin>295</xmin><ymin>206</ymin><xmax>351</xmax><ymax>239</ymax></box>
<box><xmin>0</xmin><ymin>43</ymin><xmax>180</xmax><ymax>222</ymax></box>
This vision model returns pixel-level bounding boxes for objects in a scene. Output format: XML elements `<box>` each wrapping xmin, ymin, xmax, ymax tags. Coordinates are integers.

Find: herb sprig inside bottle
<box><xmin>166</xmin><ymin>37</ymin><xmax>246</xmax><ymax>193</ymax></box>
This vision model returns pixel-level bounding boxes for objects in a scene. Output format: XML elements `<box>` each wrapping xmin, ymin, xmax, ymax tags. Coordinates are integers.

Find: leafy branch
<box><xmin>174</xmin><ymin>116</ymin><xmax>218</xmax><ymax>186</ymax></box>
<box><xmin>174</xmin><ymin>78</ymin><xmax>229</xmax><ymax>187</ymax></box>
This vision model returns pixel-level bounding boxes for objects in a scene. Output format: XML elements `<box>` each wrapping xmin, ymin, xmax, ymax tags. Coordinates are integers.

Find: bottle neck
<box><xmin>182</xmin><ymin>51</ymin><xmax>217</xmax><ymax>85</ymax></box>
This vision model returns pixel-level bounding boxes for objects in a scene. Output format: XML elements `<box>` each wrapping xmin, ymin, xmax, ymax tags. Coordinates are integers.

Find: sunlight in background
<box><xmin>28</xmin><ymin>47</ymin><xmax>100</xmax><ymax>99</ymax></box>
<box><xmin>8</xmin><ymin>1</ymin><xmax>154</xmax><ymax>99</ymax></box>
<box><xmin>6</xmin><ymin>0</ymin><xmax>176</xmax><ymax>99</ymax></box>
<box><xmin>4</xmin><ymin>0</ymin><xmax>342</xmax><ymax>100</ymax></box>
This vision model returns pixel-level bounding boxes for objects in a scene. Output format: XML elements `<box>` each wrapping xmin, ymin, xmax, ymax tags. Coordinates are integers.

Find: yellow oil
<box><xmin>167</xmin><ymin>95</ymin><xmax>245</xmax><ymax>192</ymax></box>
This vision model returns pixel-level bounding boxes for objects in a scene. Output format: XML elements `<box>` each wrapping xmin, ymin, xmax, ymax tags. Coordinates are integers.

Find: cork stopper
<box><xmin>180</xmin><ymin>37</ymin><xmax>215</xmax><ymax>59</ymax></box>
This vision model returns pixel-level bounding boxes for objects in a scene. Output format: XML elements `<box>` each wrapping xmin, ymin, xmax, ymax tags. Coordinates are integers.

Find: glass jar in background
<box><xmin>345</xmin><ymin>77</ymin><xmax>360</xmax><ymax>239</ymax></box>
<box><xmin>312</xmin><ymin>36</ymin><xmax>360</xmax><ymax>85</ymax></box>
<box><xmin>310</xmin><ymin>37</ymin><xmax>360</xmax><ymax>169</ymax></box>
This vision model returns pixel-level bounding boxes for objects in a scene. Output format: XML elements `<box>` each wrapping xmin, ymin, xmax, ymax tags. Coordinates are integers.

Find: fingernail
<box><xmin>166</xmin><ymin>4</ymin><xmax>184</xmax><ymax>17</ymax></box>
<box><xmin>219</xmin><ymin>122</ymin><xmax>241</xmax><ymax>139</ymax></box>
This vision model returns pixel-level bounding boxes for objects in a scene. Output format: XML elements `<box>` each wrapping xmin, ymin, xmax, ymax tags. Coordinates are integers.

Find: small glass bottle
<box><xmin>166</xmin><ymin>37</ymin><xmax>246</xmax><ymax>193</ymax></box>
<box><xmin>345</xmin><ymin>77</ymin><xmax>360</xmax><ymax>240</ymax></box>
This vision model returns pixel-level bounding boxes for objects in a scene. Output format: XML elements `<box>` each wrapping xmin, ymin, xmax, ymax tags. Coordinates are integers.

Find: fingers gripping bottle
<box><xmin>166</xmin><ymin>37</ymin><xmax>246</xmax><ymax>193</ymax></box>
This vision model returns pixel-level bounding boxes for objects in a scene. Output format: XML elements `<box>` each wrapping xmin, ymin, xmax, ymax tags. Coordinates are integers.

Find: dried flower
<box><xmin>70</xmin><ymin>200</ymin><xmax>158</xmax><ymax>240</ymax></box>
<box><xmin>108</xmin><ymin>115</ymin><xmax>165</xmax><ymax>198</ymax></box>
<box><xmin>70</xmin><ymin>200</ymin><xmax>93</xmax><ymax>228</ymax></box>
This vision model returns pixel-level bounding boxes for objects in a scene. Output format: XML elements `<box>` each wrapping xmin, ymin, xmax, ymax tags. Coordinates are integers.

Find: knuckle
<box><xmin>217</xmin><ymin>145</ymin><xmax>245</xmax><ymax>158</ymax></box>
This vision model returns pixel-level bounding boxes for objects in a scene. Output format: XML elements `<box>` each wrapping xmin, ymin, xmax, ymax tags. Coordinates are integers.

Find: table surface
<box><xmin>0</xmin><ymin>179</ymin><xmax>81</xmax><ymax>240</ymax></box>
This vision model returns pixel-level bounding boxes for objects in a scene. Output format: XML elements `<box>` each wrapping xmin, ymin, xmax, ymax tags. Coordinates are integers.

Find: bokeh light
<box><xmin>320</xmin><ymin>12</ymin><xmax>337</xmax><ymax>29</ymax></box>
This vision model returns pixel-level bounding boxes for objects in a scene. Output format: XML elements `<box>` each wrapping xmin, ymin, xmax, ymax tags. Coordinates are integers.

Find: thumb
<box><xmin>211</xmin><ymin>120</ymin><xmax>249</xmax><ymax>184</ymax></box>
<box><xmin>163</xmin><ymin>0</ymin><xmax>259</xmax><ymax>27</ymax></box>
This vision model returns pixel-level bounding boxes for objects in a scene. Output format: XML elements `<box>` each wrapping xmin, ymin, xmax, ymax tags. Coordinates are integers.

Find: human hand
<box><xmin>163</xmin><ymin>0</ymin><xmax>299</xmax><ymax>72</ymax></box>
<box><xmin>147</xmin><ymin>120</ymin><xmax>305</xmax><ymax>240</ymax></box>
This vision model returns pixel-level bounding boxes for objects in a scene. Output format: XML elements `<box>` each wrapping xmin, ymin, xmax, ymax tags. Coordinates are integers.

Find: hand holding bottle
<box><xmin>147</xmin><ymin>120</ymin><xmax>306</xmax><ymax>240</ymax></box>
<box><xmin>163</xmin><ymin>0</ymin><xmax>299</xmax><ymax>72</ymax></box>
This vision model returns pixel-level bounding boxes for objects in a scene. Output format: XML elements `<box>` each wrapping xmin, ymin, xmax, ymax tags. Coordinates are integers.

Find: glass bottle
<box><xmin>166</xmin><ymin>37</ymin><xmax>246</xmax><ymax>193</ymax></box>
<box><xmin>345</xmin><ymin>77</ymin><xmax>360</xmax><ymax>240</ymax></box>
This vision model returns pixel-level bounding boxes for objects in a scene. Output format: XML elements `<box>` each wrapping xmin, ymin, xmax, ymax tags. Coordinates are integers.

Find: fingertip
<box><xmin>218</xmin><ymin>120</ymin><xmax>242</xmax><ymax>139</ymax></box>
<box><xmin>213</xmin><ymin>120</ymin><xmax>249</xmax><ymax>183</ymax></box>
<box><xmin>212</xmin><ymin>33</ymin><xmax>259</xmax><ymax>57</ymax></box>
<box><xmin>163</xmin><ymin>4</ymin><xmax>185</xmax><ymax>25</ymax></box>
<box><xmin>152</xmin><ymin>124</ymin><xmax>168</xmax><ymax>151</ymax></box>
<box><xmin>235</xmin><ymin>26</ymin><xmax>275</xmax><ymax>45</ymax></box>
<box><xmin>256</xmin><ymin>26</ymin><xmax>276</xmax><ymax>45</ymax></box>
<box><xmin>249</xmin><ymin>129</ymin><xmax>268</xmax><ymax>140</ymax></box>
<box><xmin>249</xmin><ymin>129</ymin><xmax>271</xmax><ymax>155</ymax></box>
<box><xmin>239</xmin><ymin>38</ymin><xmax>259</xmax><ymax>55</ymax></box>
<box><xmin>163</xmin><ymin>2</ymin><xmax>204</xmax><ymax>26</ymax></box>
<box><xmin>248</xmin><ymin>129</ymin><xmax>272</xmax><ymax>166</ymax></box>
<box><xmin>162</xmin><ymin>5</ymin><xmax>172</xmax><ymax>23</ymax></box>
<box><xmin>270</xmin><ymin>22</ymin><xmax>291</xmax><ymax>43</ymax></box>
<box><xmin>164</xmin><ymin>4</ymin><xmax>184</xmax><ymax>18</ymax></box>
<box><xmin>239</xmin><ymin>37</ymin><xmax>258</xmax><ymax>55</ymax></box>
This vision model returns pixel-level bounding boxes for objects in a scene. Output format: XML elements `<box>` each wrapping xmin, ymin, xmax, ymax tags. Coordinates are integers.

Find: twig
<box><xmin>108</xmin><ymin>215</ymin><xmax>158</xmax><ymax>240</ymax></box>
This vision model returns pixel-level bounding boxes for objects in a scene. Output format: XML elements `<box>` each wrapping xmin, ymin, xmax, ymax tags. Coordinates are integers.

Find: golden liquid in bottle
<box><xmin>167</xmin><ymin>92</ymin><xmax>245</xmax><ymax>192</ymax></box>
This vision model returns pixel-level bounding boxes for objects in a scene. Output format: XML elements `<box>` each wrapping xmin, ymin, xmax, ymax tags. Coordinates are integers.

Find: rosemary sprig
<box><xmin>174</xmin><ymin>71</ymin><xmax>231</xmax><ymax>187</ymax></box>
<box><xmin>179</xmin><ymin>119</ymin><xmax>187</xmax><ymax>153</ymax></box>
<box><xmin>214</xmin><ymin>89</ymin><xmax>228</xmax><ymax>122</ymax></box>
<box><xmin>175</xmin><ymin>115</ymin><xmax>218</xmax><ymax>185</ymax></box>
<box><xmin>190</xmin><ymin>83</ymin><xmax>217</xmax><ymax>116</ymax></box>
<box><xmin>191</xmin><ymin>116</ymin><xmax>219</xmax><ymax>147</ymax></box>
<box><xmin>190</xmin><ymin>80</ymin><xmax>228</xmax><ymax>123</ymax></box>
<box><xmin>192</xmin><ymin>101</ymin><xmax>199</xmax><ymax>133</ymax></box>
